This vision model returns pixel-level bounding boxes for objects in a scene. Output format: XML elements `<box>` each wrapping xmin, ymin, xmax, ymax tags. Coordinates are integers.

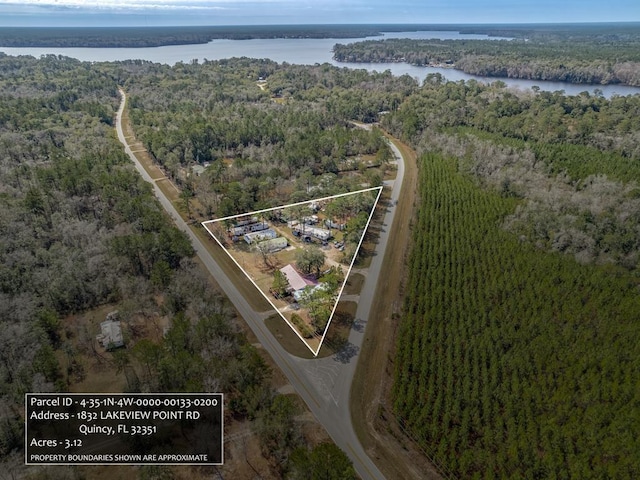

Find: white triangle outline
<box><xmin>202</xmin><ymin>186</ymin><xmax>383</xmax><ymax>356</ymax></box>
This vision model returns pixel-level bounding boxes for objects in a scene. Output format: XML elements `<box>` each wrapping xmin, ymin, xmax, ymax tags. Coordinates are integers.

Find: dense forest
<box><xmin>3</xmin><ymin>23</ymin><xmax>638</xmax><ymax>48</ymax></box>
<box><xmin>333</xmin><ymin>25</ymin><xmax>640</xmax><ymax>86</ymax></box>
<box><xmin>2</xmin><ymin>43</ymin><xmax>640</xmax><ymax>479</ymax></box>
<box><xmin>122</xmin><ymin>58</ymin><xmax>406</xmax><ymax>220</ymax></box>
<box><xmin>394</xmin><ymin>152</ymin><xmax>640</xmax><ymax>478</ymax></box>
<box><xmin>0</xmin><ymin>24</ymin><xmax>404</xmax><ymax>48</ymax></box>
<box><xmin>121</xmin><ymin>56</ymin><xmax>640</xmax><ymax>478</ymax></box>
<box><xmin>380</xmin><ymin>76</ymin><xmax>640</xmax><ymax>269</ymax></box>
<box><xmin>374</xmin><ymin>62</ymin><xmax>640</xmax><ymax>477</ymax></box>
<box><xmin>0</xmin><ymin>55</ymin><xmax>356</xmax><ymax>479</ymax></box>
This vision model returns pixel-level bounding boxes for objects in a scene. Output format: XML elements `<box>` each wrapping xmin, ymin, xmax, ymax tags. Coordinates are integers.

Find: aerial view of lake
<box><xmin>2</xmin><ymin>30</ymin><xmax>640</xmax><ymax>98</ymax></box>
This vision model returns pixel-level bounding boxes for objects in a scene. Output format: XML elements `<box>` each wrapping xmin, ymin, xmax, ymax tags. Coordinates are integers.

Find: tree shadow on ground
<box><xmin>351</xmin><ymin>317</ymin><xmax>366</xmax><ymax>333</ymax></box>
<box><xmin>333</xmin><ymin>341</ymin><xmax>359</xmax><ymax>364</ymax></box>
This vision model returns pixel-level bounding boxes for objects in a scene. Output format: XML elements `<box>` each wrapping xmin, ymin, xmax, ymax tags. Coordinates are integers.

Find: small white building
<box><xmin>325</xmin><ymin>219</ymin><xmax>345</xmax><ymax>230</ymax></box>
<box><xmin>257</xmin><ymin>236</ymin><xmax>288</xmax><ymax>253</ymax></box>
<box><xmin>96</xmin><ymin>312</ymin><xmax>124</xmax><ymax>350</ymax></box>
<box><xmin>244</xmin><ymin>229</ymin><xmax>277</xmax><ymax>244</ymax></box>
<box><xmin>294</xmin><ymin>225</ymin><xmax>332</xmax><ymax>241</ymax></box>
<box><xmin>191</xmin><ymin>164</ymin><xmax>208</xmax><ymax>176</ymax></box>
<box><xmin>293</xmin><ymin>282</ymin><xmax>330</xmax><ymax>302</ymax></box>
<box><xmin>229</xmin><ymin>221</ymin><xmax>268</xmax><ymax>238</ymax></box>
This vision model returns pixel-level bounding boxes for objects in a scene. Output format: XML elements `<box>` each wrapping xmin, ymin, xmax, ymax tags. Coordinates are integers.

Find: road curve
<box><xmin>116</xmin><ymin>89</ymin><xmax>405</xmax><ymax>480</ymax></box>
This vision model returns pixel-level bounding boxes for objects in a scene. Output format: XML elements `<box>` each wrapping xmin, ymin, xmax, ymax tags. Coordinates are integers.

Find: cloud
<box><xmin>0</xmin><ymin>0</ymin><xmax>308</xmax><ymax>10</ymax></box>
<box><xmin>2</xmin><ymin>0</ymin><xmax>638</xmax><ymax>24</ymax></box>
<box><xmin>0</xmin><ymin>0</ymin><xmax>299</xmax><ymax>11</ymax></box>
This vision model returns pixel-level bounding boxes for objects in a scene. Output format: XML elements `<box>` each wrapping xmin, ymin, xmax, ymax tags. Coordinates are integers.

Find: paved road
<box><xmin>116</xmin><ymin>90</ymin><xmax>405</xmax><ymax>480</ymax></box>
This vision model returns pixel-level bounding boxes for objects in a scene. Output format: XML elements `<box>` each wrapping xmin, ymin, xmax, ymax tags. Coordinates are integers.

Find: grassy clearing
<box><xmin>343</xmin><ymin>273</ymin><xmax>365</xmax><ymax>295</ymax></box>
<box><xmin>265</xmin><ymin>314</ymin><xmax>316</xmax><ymax>358</ymax></box>
<box><xmin>264</xmin><ymin>301</ymin><xmax>357</xmax><ymax>359</ymax></box>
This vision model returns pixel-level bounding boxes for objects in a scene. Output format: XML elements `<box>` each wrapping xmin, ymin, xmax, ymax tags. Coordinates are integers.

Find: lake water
<box><xmin>2</xmin><ymin>30</ymin><xmax>640</xmax><ymax>98</ymax></box>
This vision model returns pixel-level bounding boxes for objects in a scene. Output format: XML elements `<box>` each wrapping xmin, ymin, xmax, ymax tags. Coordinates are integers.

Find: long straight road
<box><xmin>116</xmin><ymin>89</ymin><xmax>406</xmax><ymax>480</ymax></box>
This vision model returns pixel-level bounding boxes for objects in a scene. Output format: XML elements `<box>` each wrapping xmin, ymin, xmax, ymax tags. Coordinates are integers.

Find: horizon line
<box><xmin>2</xmin><ymin>21</ymin><xmax>640</xmax><ymax>28</ymax></box>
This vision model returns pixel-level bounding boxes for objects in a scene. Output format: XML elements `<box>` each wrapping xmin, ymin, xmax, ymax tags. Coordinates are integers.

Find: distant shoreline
<box><xmin>4</xmin><ymin>22</ymin><xmax>638</xmax><ymax>48</ymax></box>
<box><xmin>0</xmin><ymin>25</ymin><xmax>400</xmax><ymax>48</ymax></box>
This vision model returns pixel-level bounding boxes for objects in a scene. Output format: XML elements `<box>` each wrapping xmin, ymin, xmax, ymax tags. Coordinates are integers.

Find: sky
<box><xmin>0</xmin><ymin>0</ymin><xmax>639</xmax><ymax>27</ymax></box>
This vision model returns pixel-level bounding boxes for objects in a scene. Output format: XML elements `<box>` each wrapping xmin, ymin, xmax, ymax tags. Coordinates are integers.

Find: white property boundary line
<box><xmin>315</xmin><ymin>186</ymin><xmax>383</xmax><ymax>355</ymax></box>
<box><xmin>202</xmin><ymin>186</ymin><xmax>383</xmax><ymax>357</ymax></box>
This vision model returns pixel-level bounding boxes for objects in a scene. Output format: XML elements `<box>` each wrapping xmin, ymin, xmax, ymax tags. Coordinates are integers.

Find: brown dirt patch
<box><xmin>343</xmin><ymin>273</ymin><xmax>365</xmax><ymax>295</ymax></box>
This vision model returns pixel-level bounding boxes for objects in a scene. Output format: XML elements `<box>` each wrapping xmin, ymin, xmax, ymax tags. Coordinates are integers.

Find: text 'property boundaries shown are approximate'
<box><xmin>25</xmin><ymin>393</ymin><xmax>223</xmax><ymax>465</ymax></box>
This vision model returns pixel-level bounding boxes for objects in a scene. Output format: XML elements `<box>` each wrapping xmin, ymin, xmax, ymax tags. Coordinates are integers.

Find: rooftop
<box><xmin>280</xmin><ymin>264</ymin><xmax>316</xmax><ymax>292</ymax></box>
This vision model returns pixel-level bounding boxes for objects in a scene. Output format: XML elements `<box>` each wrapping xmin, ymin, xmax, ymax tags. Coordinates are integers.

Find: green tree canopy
<box><xmin>295</xmin><ymin>246</ymin><xmax>325</xmax><ymax>277</ymax></box>
<box><xmin>287</xmin><ymin>442</ymin><xmax>357</xmax><ymax>480</ymax></box>
<box><xmin>271</xmin><ymin>270</ymin><xmax>289</xmax><ymax>297</ymax></box>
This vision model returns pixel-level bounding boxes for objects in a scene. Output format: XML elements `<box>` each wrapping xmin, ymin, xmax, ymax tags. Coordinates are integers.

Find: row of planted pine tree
<box><xmin>393</xmin><ymin>153</ymin><xmax>640</xmax><ymax>479</ymax></box>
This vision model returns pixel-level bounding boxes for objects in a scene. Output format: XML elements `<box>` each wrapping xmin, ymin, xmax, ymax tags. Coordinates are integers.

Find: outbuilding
<box><xmin>257</xmin><ymin>236</ymin><xmax>288</xmax><ymax>253</ymax></box>
<box><xmin>244</xmin><ymin>228</ymin><xmax>277</xmax><ymax>244</ymax></box>
<box><xmin>96</xmin><ymin>312</ymin><xmax>124</xmax><ymax>350</ymax></box>
<box><xmin>294</xmin><ymin>225</ymin><xmax>332</xmax><ymax>241</ymax></box>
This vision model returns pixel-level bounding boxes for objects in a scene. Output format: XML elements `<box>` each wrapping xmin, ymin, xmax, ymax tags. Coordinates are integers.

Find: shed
<box><xmin>234</xmin><ymin>216</ymin><xmax>259</xmax><ymax>228</ymax></box>
<box><xmin>96</xmin><ymin>312</ymin><xmax>124</xmax><ymax>350</ymax></box>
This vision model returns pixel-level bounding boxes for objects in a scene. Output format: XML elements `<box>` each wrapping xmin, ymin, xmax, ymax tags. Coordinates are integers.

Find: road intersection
<box><xmin>116</xmin><ymin>89</ymin><xmax>406</xmax><ymax>480</ymax></box>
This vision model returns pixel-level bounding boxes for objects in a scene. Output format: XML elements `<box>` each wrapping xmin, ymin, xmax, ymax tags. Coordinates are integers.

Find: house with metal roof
<box><xmin>279</xmin><ymin>264</ymin><xmax>317</xmax><ymax>293</ymax></box>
